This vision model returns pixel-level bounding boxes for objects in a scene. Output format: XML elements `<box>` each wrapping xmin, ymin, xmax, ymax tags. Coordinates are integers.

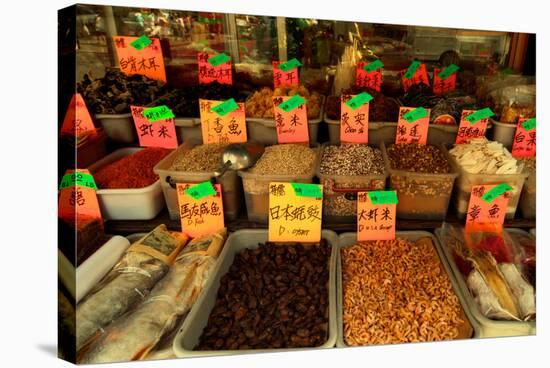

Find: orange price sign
<box><xmin>511</xmin><ymin>118</ymin><xmax>536</xmax><ymax>158</ymax></box>
<box><xmin>197</xmin><ymin>52</ymin><xmax>233</xmax><ymax>85</ymax></box>
<box><xmin>60</xmin><ymin>93</ymin><xmax>96</xmax><ymax>137</ymax></box>
<box><xmin>176</xmin><ymin>182</ymin><xmax>225</xmax><ymax>238</ymax></box>
<box><xmin>465</xmin><ymin>184</ymin><xmax>512</xmax><ymax>233</ymax></box>
<box><xmin>272</xmin><ymin>61</ymin><xmax>299</xmax><ymax>88</ymax></box>
<box><xmin>357</xmin><ymin>191</ymin><xmax>397</xmax><ymax>241</ymax></box>
<box><xmin>340</xmin><ymin>94</ymin><xmax>370</xmax><ymax>143</ymax></box>
<box><xmin>58</xmin><ymin>169</ymin><xmax>102</xmax><ymax>224</ymax></box>
<box><xmin>400</xmin><ymin>62</ymin><xmax>429</xmax><ymax>92</ymax></box>
<box><xmin>199</xmin><ymin>99</ymin><xmax>247</xmax><ymax>144</ymax></box>
<box><xmin>268</xmin><ymin>182</ymin><xmax>323</xmax><ymax>243</ymax></box>
<box><xmin>113</xmin><ymin>36</ymin><xmax>166</xmax><ymax>82</ymax></box>
<box><xmin>356</xmin><ymin>61</ymin><xmax>383</xmax><ymax>92</ymax></box>
<box><xmin>433</xmin><ymin>67</ymin><xmax>457</xmax><ymax>95</ymax></box>
<box><xmin>395</xmin><ymin>107</ymin><xmax>430</xmax><ymax>145</ymax></box>
<box><xmin>273</xmin><ymin>96</ymin><xmax>309</xmax><ymax>144</ymax></box>
<box><xmin>131</xmin><ymin>106</ymin><xmax>178</xmax><ymax>149</ymax></box>
<box><xmin>455</xmin><ymin>109</ymin><xmax>489</xmax><ymax>144</ymax></box>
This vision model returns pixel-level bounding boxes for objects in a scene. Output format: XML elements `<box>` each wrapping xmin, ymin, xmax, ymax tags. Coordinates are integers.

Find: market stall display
<box><xmin>173</xmin><ymin>229</ymin><xmax>337</xmax><ymax>357</ymax></box>
<box><xmin>59</xmin><ymin>5</ymin><xmax>536</xmax><ymax>364</ymax></box>
<box><xmin>239</xmin><ymin>144</ymin><xmax>319</xmax><ymax>223</ymax></box>
<box><xmin>338</xmin><ymin>232</ymin><xmax>476</xmax><ymax>346</ymax></box>
<box><xmin>317</xmin><ymin>144</ymin><xmax>386</xmax><ymax>222</ymax></box>
<box><xmin>383</xmin><ymin>143</ymin><xmax>457</xmax><ymax>219</ymax></box>
<box><xmin>448</xmin><ymin>138</ymin><xmax>527</xmax><ymax>219</ymax></box>
<box><xmin>435</xmin><ymin>224</ymin><xmax>535</xmax><ymax>336</ymax></box>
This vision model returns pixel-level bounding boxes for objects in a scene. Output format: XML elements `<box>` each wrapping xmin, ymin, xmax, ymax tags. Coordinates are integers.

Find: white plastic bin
<box><xmin>153</xmin><ymin>141</ymin><xmax>242</xmax><ymax>221</ymax></box>
<box><xmin>491</xmin><ymin>119</ymin><xmax>517</xmax><ymax>150</ymax></box>
<box><xmin>174</xmin><ymin>118</ymin><xmax>202</xmax><ymax>144</ymax></box>
<box><xmin>88</xmin><ymin>147</ymin><xmax>165</xmax><ymax>220</ymax></box>
<box><xmin>95</xmin><ymin>113</ymin><xmax>136</xmax><ymax>143</ymax></box>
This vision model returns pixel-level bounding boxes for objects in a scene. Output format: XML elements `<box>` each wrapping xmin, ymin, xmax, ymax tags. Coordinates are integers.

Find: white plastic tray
<box><xmin>88</xmin><ymin>148</ymin><xmax>166</xmax><ymax>220</ymax></box>
<box><xmin>173</xmin><ymin>229</ymin><xmax>338</xmax><ymax>358</ymax></box>
<box><xmin>95</xmin><ymin>113</ymin><xmax>136</xmax><ymax>143</ymax></box>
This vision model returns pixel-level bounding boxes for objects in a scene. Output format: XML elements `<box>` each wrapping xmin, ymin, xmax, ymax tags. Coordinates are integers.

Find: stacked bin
<box><xmin>153</xmin><ymin>141</ymin><xmax>242</xmax><ymax>221</ymax></box>
<box><xmin>316</xmin><ymin>143</ymin><xmax>387</xmax><ymax>223</ymax></box>
<box><xmin>446</xmin><ymin>146</ymin><xmax>527</xmax><ymax>220</ymax></box>
<box><xmin>238</xmin><ymin>145</ymin><xmax>320</xmax><ymax>223</ymax></box>
<box><xmin>381</xmin><ymin>143</ymin><xmax>458</xmax><ymax>220</ymax></box>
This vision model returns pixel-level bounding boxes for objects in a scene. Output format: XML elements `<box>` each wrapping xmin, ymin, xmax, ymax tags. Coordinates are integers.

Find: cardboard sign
<box><xmin>60</xmin><ymin>93</ymin><xmax>96</xmax><ymax>137</ymax></box>
<box><xmin>113</xmin><ymin>36</ymin><xmax>166</xmax><ymax>82</ymax></box>
<box><xmin>396</xmin><ymin>107</ymin><xmax>430</xmax><ymax>144</ymax></box>
<box><xmin>433</xmin><ymin>66</ymin><xmax>458</xmax><ymax>95</ymax></box>
<box><xmin>340</xmin><ymin>94</ymin><xmax>370</xmax><ymax>143</ymax></box>
<box><xmin>268</xmin><ymin>182</ymin><xmax>322</xmax><ymax>243</ymax></box>
<box><xmin>512</xmin><ymin>118</ymin><xmax>536</xmax><ymax>158</ymax></box>
<box><xmin>456</xmin><ymin>109</ymin><xmax>490</xmax><ymax>144</ymax></box>
<box><xmin>130</xmin><ymin>106</ymin><xmax>177</xmax><ymax>149</ymax></box>
<box><xmin>465</xmin><ymin>184</ymin><xmax>511</xmax><ymax>232</ymax></box>
<box><xmin>199</xmin><ymin>99</ymin><xmax>247</xmax><ymax>144</ymax></box>
<box><xmin>273</xmin><ymin>96</ymin><xmax>309</xmax><ymax>144</ymax></box>
<box><xmin>273</xmin><ymin>61</ymin><xmax>299</xmax><ymax>88</ymax></box>
<box><xmin>58</xmin><ymin>169</ymin><xmax>102</xmax><ymax>223</ymax></box>
<box><xmin>197</xmin><ymin>52</ymin><xmax>232</xmax><ymax>85</ymax></box>
<box><xmin>356</xmin><ymin>61</ymin><xmax>383</xmax><ymax>92</ymax></box>
<box><xmin>357</xmin><ymin>191</ymin><xmax>397</xmax><ymax>241</ymax></box>
<box><xmin>176</xmin><ymin>182</ymin><xmax>225</xmax><ymax>238</ymax></box>
<box><xmin>400</xmin><ymin>62</ymin><xmax>429</xmax><ymax>92</ymax></box>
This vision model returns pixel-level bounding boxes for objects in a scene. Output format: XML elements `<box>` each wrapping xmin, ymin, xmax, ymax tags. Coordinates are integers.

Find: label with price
<box><xmin>176</xmin><ymin>182</ymin><xmax>225</xmax><ymax>238</ymax></box>
<box><xmin>357</xmin><ymin>191</ymin><xmax>397</xmax><ymax>241</ymax></box>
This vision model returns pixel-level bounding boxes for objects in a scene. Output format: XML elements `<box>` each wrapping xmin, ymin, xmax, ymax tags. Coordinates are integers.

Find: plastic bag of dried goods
<box><xmin>78</xmin><ymin>229</ymin><xmax>227</xmax><ymax>364</ymax></box>
<box><xmin>76</xmin><ymin>225</ymin><xmax>188</xmax><ymax>352</ymax></box>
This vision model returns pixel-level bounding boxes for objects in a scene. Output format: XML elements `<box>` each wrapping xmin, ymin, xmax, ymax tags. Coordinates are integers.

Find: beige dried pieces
<box><xmin>342</xmin><ymin>238</ymin><xmax>465</xmax><ymax>346</ymax></box>
<box><xmin>449</xmin><ymin>138</ymin><xmax>520</xmax><ymax>174</ymax></box>
<box><xmin>250</xmin><ymin>144</ymin><xmax>316</xmax><ymax>175</ymax></box>
<box><xmin>170</xmin><ymin>143</ymin><xmax>227</xmax><ymax>172</ymax></box>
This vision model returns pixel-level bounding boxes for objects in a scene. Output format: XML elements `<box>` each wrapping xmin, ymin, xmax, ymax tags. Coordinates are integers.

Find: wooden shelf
<box><xmin>105</xmin><ymin>209</ymin><xmax>535</xmax><ymax>235</ymax></box>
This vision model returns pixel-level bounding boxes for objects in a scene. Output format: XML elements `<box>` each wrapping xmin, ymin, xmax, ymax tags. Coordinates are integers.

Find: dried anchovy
<box><xmin>342</xmin><ymin>238</ymin><xmax>465</xmax><ymax>346</ymax></box>
<box><xmin>387</xmin><ymin>144</ymin><xmax>451</xmax><ymax>174</ymax></box>
<box><xmin>170</xmin><ymin>144</ymin><xmax>227</xmax><ymax>172</ymax></box>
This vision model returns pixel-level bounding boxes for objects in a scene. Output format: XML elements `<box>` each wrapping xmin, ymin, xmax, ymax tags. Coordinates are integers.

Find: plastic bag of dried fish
<box><xmin>76</xmin><ymin>225</ymin><xmax>188</xmax><ymax>352</ymax></box>
<box><xmin>78</xmin><ymin>229</ymin><xmax>227</xmax><ymax>364</ymax></box>
<box><xmin>438</xmin><ymin>223</ymin><xmax>535</xmax><ymax>322</ymax></box>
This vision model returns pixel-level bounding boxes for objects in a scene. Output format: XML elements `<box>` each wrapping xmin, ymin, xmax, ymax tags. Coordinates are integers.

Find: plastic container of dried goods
<box><xmin>316</xmin><ymin>143</ymin><xmax>387</xmax><ymax>223</ymax></box>
<box><xmin>246</xmin><ymin>95</ymin><xmax>324</xmax><ymax>145</ymax></box>
<box><xmin>446</xmin><ymin>146</ymin><xmax>527</xmax><ymax>220</ymax></box>
<box><xmin>88</xmin><ymin>147</ymin><xmax>165</xmax><ymax>220</ymax></box>
<box><xmin>238</xmin><ymin>145</ymin><xmax>320</xmax><ymax>223</ymax></box>
<box><xmin>381</xmin><ymin>143</ymin><xmax>458</xmax><ymax>220</ymax></box>
<box><xmin>174</xmin><ymin>117</ymin><xmax>202</xmax><ymax>144</ymax></box>
<box><xmin>491</xmin><ymin>119</ymin><xmax>517</xmax><ymax>150</ymax></box>
<box><xmin>519</xmin><ymin>169</ymin><xmax>535</xmax><ymax>219</ymax></box>
<box><xmin>173</xmin><ymin>229</ymin><xmax>338</xmax><ymax>358</ymax></box>
<box><xmin>95</xmin><ymin>113</ymin><xmax>136</xmax><ymax>143</ymax></box>
<box><xmin>428</xmin><ymin>124</ymin><xmax>458</xmax><ymax>145</ymax></box>
<box><xmin>336</xmin><ymin>231</ymin><xmax>481</xmax><ymax>347</ymax></box>
<box><xmin>529</xmin><ymin>228</ymin><xmax>535</xmax><ymax>237</ymax></box>
<box><xmin>153</xmin><ymin>141</ymin><xmax>242</xmax><ymax>221</ymax></box>
<box><xmin>434</xmin><ymin>228</ymin><xmax>536</xmax><ymax>337</ymax></box>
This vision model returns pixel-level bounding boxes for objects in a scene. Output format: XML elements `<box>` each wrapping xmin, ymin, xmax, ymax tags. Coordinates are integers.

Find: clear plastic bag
<box><xmin>438</xmin><ymin>223</ymin><xmax>535</xmax><ymax>322</ymax></box>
